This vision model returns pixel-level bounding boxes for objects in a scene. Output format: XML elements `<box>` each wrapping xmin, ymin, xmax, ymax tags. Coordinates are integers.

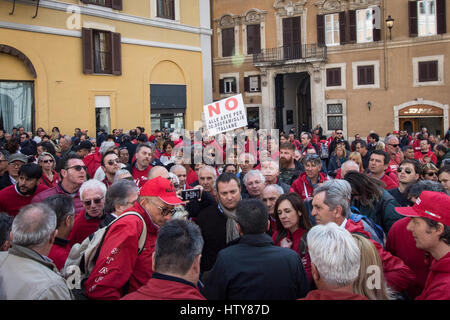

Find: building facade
<box><xmin>0</xmin><ymin>0</ymin><xmax>212</xmax><ymax>135</ymax></box>
<box><xmin>212</xmin><ymin>0</ymin><xmax>450</xmax><ymax>138</ymax></box>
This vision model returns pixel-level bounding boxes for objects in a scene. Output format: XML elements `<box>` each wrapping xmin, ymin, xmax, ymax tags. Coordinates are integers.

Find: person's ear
<box><xmin>436</xmin><ymin>223</ymin><xmax>445</xmax><ymax>237</ymax></box>
<box><xmin>311</xmin><ymin>263</ymin><xmax>320</xmax><ymax>282</ymax></box>
<box><xmin>49</xmin><ymin>229</ymin><xmax>58</xmax><ymax>245</ymax></box>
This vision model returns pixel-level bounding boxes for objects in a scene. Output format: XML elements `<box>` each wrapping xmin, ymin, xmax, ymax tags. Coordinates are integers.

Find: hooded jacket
<box><xmin>416</xmin><ymin>251</ymin><xmax>450</xmax><ymax>300</ymax></box>
<box><xmin>290</xmin><ymin>172</ymin><xmax>328</xmax><ymax>201</ymax></box>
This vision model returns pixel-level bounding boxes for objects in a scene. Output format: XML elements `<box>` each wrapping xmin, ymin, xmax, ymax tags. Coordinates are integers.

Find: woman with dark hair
<box><xmin>344</xmin><ymin>171</ymin><xmax>403</xmax><ymax>234</ymax></box>
<box><xmin>272</xmin><ymin>193</ymin><xmax>313</xmax><ymax>283</ymax></box>
<box><xmin>51</xmin><ymin>126</ymin><xmax>61</xmax><ymax>145</ymax></box>
<box><xmin>159</xmin><ymin>140</ymin><xmax>175</xmax><ymax>166</ymax></box>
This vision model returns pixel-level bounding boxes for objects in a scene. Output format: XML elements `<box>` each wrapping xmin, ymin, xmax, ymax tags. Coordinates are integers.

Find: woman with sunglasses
<box><xmin>37</xmin><ymin>152</ymin><xmax>60</xmax><ymax>188</ymax></box>
<box><xmin>421</xmin><ymin>162</ymin><xmax>439</xmax><ymax>182</ymax></box>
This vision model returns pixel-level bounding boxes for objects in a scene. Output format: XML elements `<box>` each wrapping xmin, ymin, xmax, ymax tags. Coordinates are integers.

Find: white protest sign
<box><xmin>203</xmin><ymin>94</ymin><xmax>248</xmax><ymax>136</ymax></box>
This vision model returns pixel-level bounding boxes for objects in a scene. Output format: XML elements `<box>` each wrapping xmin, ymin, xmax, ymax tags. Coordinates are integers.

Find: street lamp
<box><xmin>386</xmin><ymin>15</ymin><xmax>394</xmax><ymax>40</ymax></box>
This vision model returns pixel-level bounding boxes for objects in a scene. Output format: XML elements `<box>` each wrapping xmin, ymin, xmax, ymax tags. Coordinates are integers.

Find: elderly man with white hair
<box><xmin>243</xmin><ymin>170</ymin><xmax>266</xmax><ymax>199</ymax></box>
<box><xmin>260</xmin><ymin>158</ymin><xmax>290</xmax><ymax>193</ymax></box>
<box><xmin>68</xmin><ymin>179</ymin><xmax>108</xmax><ymax>246</ymax></box>
<box><xmin>262</xmin><ymin>184</ymin><xmax>285</xmax><ymax>234</ymax></box>
<box><xmin>0</xmin><ymin>203</ymin><xmax>73</xmax><ymax>299</ymax></box>
<box><xmin>340</xmin><ymin>160</ymin><xmax>360</xmax><ymax>179</ymax></box>
<box><xmin>198</xmin><ymin>165</ymin><xmax>217</xmax><ymax>199</ymax></box>
<box><xmin>300</xmin><ymin>222</ymin><xmax>366</xmax><ymax>300</ymax></box>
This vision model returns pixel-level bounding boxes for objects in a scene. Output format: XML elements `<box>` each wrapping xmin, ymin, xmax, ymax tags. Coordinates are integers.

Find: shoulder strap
<box><xmin>297</xmin><ymin>230</ymin><xmax>309</xmax><ymax>258</ymax></box>
<box><xmin>115</xmin><ymin>212</ymin><xmax>147</xmax><ymax>253</ymax></box>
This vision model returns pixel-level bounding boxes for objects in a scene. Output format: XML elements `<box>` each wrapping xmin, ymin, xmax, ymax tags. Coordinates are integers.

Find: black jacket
<box><xmin>202</xmin><ymin>233</ymin><xmax>310</xmax><ymax>300</ymax></box>
<box><xmin>0</xmin><ymin>172</ymin><xmax>13</xmax><ymax>191</ymax></box>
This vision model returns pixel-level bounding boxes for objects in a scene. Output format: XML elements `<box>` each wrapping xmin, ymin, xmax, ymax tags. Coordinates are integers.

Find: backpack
<box><xmin>62</xmin><ymin>211</ymin><xmax>147</xmax><ymax>299</ymax></box>
<box><xmin>350</xmin><ymin>209</ymin><xmax>386</xmax><ymax>247</ymax></box>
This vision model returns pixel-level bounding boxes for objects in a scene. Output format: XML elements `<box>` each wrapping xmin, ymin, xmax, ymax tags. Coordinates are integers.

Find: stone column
<box><xmin>260</xmin><ymin>68</ymin><xmax>276</xmax><ymax>129</ymax></box>
<box><xmin>308</xmin><ymin>62</ymin><xmax>326</xmax><ymax>130</ymax></box>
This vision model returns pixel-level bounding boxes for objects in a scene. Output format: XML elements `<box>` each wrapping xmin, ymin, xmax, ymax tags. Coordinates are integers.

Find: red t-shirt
<box><xmin>68</xmin><ymin>210</ymin><xmax>105</xmax><ymax>247</ymax></box>
<box><xmin>0</xmin><ymin>184</ymin><xmax>49</xmax><ymax>217</ymax></box>
<box><xmin>48</xmin><ymin>238</ymin><xmax>71</xmax><ymax>271</ymax></box>
<box><xmin>132</xmin><ymin>164</ymin><xmax>153</xmax><ymax>188</ymax></box>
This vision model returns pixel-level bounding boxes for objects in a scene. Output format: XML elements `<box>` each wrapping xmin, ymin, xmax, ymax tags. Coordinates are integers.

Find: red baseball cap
<box><xmin>395</xmin><ymin>191</ymin><xmax>450</xmax><ymax>226</ymax></box>
<box><xmin>393</xmin><ymin>130</ymin><xmax>399</xmax><ymax>134</ymax></box>
<box><xmin>139</xmin><ymin>176</ymin><xmax>183</xmax><ymax>205</ymax></box>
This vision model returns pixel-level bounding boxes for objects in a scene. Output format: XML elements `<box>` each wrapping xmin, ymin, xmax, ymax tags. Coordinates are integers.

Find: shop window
<box><xmin>0</xmin><ymin>82</ymin><xmax>33</xmax><ymax>133</ymax></box>
<box><xmin>95</xmin><ymin>96</ymin><xmax>111</xmax><ymax>134</ymax></box>
<box><xmin>150</xmin><ymin>84</ymin><xmax>186</xmax><ymax>132</ymax></box>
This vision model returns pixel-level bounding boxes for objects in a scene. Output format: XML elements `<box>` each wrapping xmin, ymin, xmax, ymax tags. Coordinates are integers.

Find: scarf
<box><xmin>218</xmin><ymin>203</ymin><xmax>240</xmax><ymax>244</ymax></box>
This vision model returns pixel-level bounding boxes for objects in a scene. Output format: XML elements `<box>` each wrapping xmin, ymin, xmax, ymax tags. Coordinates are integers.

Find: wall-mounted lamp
<box><xmin>367</xmin><ymin>101</ymin><xmax>372</xmax><ymax>111</ymax></box>
<box><xmin>386</xmin><ymin>15</ymin><xmax>394</xmax><ymax>40</ymax></box>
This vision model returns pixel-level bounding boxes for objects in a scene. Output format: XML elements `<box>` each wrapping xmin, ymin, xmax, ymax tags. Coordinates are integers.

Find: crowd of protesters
<box><xmin>0</xmin><ymin>123</ymin><xmax>449</xmax><ymax>301</ymax></box>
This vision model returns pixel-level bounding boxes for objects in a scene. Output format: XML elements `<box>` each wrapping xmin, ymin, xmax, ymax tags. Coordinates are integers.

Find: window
<box><xmin>157</xmin><ymin>0</ymin><xmax>175</xmax><ymax>20</ymax></box>
<box><xmin>419</xmin><ymin>60</ymin><xmax>438</xmax><ymax>82</ymax></box>
<box><xmin>356</xmin><ymin>8</ymin><xmax>373</xmax><ymax>43</ymax></box>
<box><xmin>325</xmin><ymin>13</ymin><xmax>340</xmax><ymax>46</ymax></box>
<box><xmin>244</xmin><ymin>75</ymin><xmax>261</xmax><ymax>93</ymax></box>
<box><xmin>224</xmin><ymin>78</ymin><xmax>236</xmax><ymax>94</ymax></box>
<box><xmin>326</xmin><ymin>68</ymin><xmax>341</xmax><ymax>87</ymax></box>
<box><xmin>150</xmin><ymin>84</ymin><xmax>186</xmax><ymax>132</ymax></box>
<box><xmin>82</xmin><ymin>28</ymin><xmax>122</xmax><ymax>75</ymax></box>
<box><xmin>247</xmin><ymin>24</ymin><xmax>261</xmax><ymax>54</ymax></box>
<box><xmin>95</xmin><ymin>96</ymin><xmax>110</xmax><ymax>134</ymax></box>
<box><xmin>418</xmin><ymin>0</ymin><xmax>437</xmax><ymax>36</ymax></box>
<box><xmin>0</xmin><ymin>82</ymin><xmax>33</xmax><ymax>133</ymax></box>
<box><xmin>81</xmin><ymin>0</ymin><xmax>122</xmax><ymax>10</ymax></box>
<box><xmin>327</xmin><ymin>103</ymin><xmax>343</xmax><ymax>131</ymax></box>
<box><xmin>357</xmin><ymin>65</ymin><xmax>374</xmax><ymax>85</ymax></box>
<box><xmin>222</xmin><ymin>27</ymin><xmax>235</xmax><ymax>57</ymax></box>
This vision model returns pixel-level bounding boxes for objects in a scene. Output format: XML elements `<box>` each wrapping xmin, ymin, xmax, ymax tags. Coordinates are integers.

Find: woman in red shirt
<box><xmin>272</xmin><ymin>193</ymin><xmax>313</xmax><ymax>284</ymax></box>
<box><xmin>37</xmin><ymin>152</ymin><xmax>60</xmax><ymax>188</ymax></box>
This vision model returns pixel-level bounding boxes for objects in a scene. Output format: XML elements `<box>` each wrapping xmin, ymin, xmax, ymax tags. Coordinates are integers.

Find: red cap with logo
<box><xmin>139</xmin><ymin>176</ymin><xmax>183</xmax><ymax>205</ymax></box>
<box><xmin>395</xmin><ymin>191</ymin><xmax>450</xmax><ymax>226</ymax></box>
<box><xmin>393</xmin><ymin>130</ymin><xmax>399</xmax><ymax>134</ymax></box>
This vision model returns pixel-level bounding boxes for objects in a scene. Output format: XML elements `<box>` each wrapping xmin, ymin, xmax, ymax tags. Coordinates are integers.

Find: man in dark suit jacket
<box><xmin>202</xmin><ymin>199</ymin><xmax>310</xmax><ymax>300</ymax></box>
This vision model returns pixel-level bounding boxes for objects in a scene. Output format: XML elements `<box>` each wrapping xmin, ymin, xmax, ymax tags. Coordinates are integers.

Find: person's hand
<box><xmin>176</xmin><ymin>189</ymin><xmax>189</xmax><ymax>205</ymax></box>
<box><xmin>192</xmin><ymin>185</ymin><xmax>204</xmax><ymax>202</ymax></box>
<box><xmin>280</xmin><ymin>237</ymin><xmax>292</xmax><ymax>248</ymax></box>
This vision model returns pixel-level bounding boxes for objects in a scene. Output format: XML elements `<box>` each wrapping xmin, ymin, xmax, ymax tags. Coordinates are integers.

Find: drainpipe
<box><xmin>383</xmin><ymin>0</ymin><xmax>388</xmax><ymax>91</ymax></box>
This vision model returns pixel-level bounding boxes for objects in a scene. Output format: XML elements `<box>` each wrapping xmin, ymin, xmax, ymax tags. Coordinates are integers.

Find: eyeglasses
<box><xmin>336</xmin><ymin>132</ymin><xmax>343</xmax><ymax>135</ymax></box>
<box><xmin>389</xmin><ymin>144</ymin><xmax>400</xmax><ymax>148</ymax></box>
<box><xmin>397</xmin><ymin>167</ymin><xmax>412</xmax><ymax>174</ymax></box>
<box><xmin>42</xmin><ymin>159</ymin><xmax>54</xmax><ymax>164</ymax></box>
<box><xmin>107</xmin><ymin>159</ymin><xmax>120</xmax><ymax>166</ymax></box>
<box><xmin>426</xmin><ymin>172</ymin><xmax>437</xmax><ymax>177</ymax></box>
<box><xmin>148</xmin><ymin>199</ymin><xmax>175</xmax><ymax>216</ymax></box>
<box><xmin>66</xmin><ymin>165</ymin><xmax>88</xmax><ymax>172</ymax></box>
<box><xmin>83</xmin><ymin>196</ymin><xmax>104</xmax><ymax>207</ymax></box>
<box><xmin>9</xmin><ymin>162</ymin><xmax>24</xmax><ymax>168</ymax></box>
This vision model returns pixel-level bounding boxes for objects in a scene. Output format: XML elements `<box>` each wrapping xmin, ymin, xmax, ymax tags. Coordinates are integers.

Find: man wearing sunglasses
<box><xmin>415</xmin><ymin>139</ymin><xmax>438</xmax><ymax>165</ymax></box>
<box><xmin>100</xmin><ymin>150</ymin><xmax>121</xmax><ymax>188</ymax></box>
<box><xmin>385</xmin><ymin>135</ymin><xmax>404</xmax><ymax>173</ymax></box>
<box><xmin>85</xmin><ymin>176</ymin><xmax>183</xmax><ymax>300</ymax></box>
<box><xmin>32</xmin><ymin>154</ymin><xmax>87</xmax><ymax>215</ymax></box>
<box><xmin>388</xmin><ymin>160</ymin><xmax>421</xmax><ymax>206</ymax></box>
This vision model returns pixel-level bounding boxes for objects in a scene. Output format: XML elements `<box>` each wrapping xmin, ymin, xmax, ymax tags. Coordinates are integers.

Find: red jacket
<box><xmin>414</xmin><ymin>150</ymin><xmax>438</xmax><ymax>165</ymax></box>
<box><xmin>85</xmin><ymin>202</ymin><xmax>158</xmax><ymax>300</ymax></box>
<box><xmin>300</xmin><ymin>289</ymin><xmax>368</xmax><ymax>300</ymax></box>
<box><xmin>186</xmin><ymin>167</ymin><xmax>198</xmax><ymax>186</ymax></box>
<box><xmin>386</xmin><ymin>217</ymin><xmax>431</xmax><ymax>298</ymax></box>
<box><xmin>31</xmin><ymin>183</ymin><xmax>84</xmax><ymax>216</ymax></box>
<box><xmin>48</xmin><ymin>238</ymin><xmax>71</xmax><ymax>271</ymax></box>
<box><xmin>0</xmin><ymin>184</ymin><xmax>49</xmax><ymax>217</ymax></box>
<box><xmin>83</xmin><ymin>152</ymin><xmax>102</xmax><ymax>179</ymax></box>
<box><xmin>379</xmin><ymin>173</ymin><xmax>398</xmax><ymax>190</ymax></box>
<box><xmin>416</xmin><ymin>252</ymin><xmax>450</xmax><ymax>300</ymax></box>
<box><xmin>272</xmin><ymin>228</ymin><xmax>312</xmax><ymax>284</ymax></box>
<box><xmin>121</xmin><ymin>273</ymin><xmax>205</xmax><ymax>300</ymax></box>
<box><xmin>68</xmin><ymin>210</ymin><xmax>105</xmax><ymax>247</ymax></box>
<box><xmin>290</xmin><ymin>172</ymin><xmax>328</xmax><ymax>201</ymax></box>
<box><xmin>345</xmin><ymin>219</ymin><xmax>416</xmax><ymax>293</ymax></box>
<box><xmin>40</xmin><ymin>171</ymin><xmax>60</xmax><ymax>188</ymax></box>
<box><xmin>131</xmin><ymin>164</ymin><xmax>152</xmax><ymax>188</ymax></box>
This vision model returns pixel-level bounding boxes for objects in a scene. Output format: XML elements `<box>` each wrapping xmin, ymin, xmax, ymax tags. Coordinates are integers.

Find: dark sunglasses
<box><xmin>389</xmin><ymin>144</ymin><xmax>400</xmax><ymax>148</ymax></box>
<box><xmin>83</xmin><ymin>196</ymin><xmax>104</xmax><ymax>207</ymax></box>
<box><xmin>42</xmin><ymin>159</ymin><xmax>54</xmax><ymax>164</ymax></box>
<box><xmin>107</xmin><ymin>159</ymin><xmax>120</xmax><ymax>166</ymax></box>
<box><xmin>426</xmin><ymin>172</ymin><xmax>437</xmax><ymax>177</ymax></box>
<box><xmin>397</xmin><ymin>167</ymin><xmax>412</xmax><ymax>174</ymax></box>
<box><xmin>336</xmin><ymin>132</ymin><xmax>343</xmax><ymax>135</ymax></box>
<box><xmin>66</xmin><ymin>165</ymin><xmax>88</xmax><ymax>172</ymax></box>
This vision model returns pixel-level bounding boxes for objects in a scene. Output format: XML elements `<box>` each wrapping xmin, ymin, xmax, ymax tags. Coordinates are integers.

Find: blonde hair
<box><xmin>352</xmin><ymin>234</ymin><xmax>393</xmax><ymax>300</ymax></box>
<box><xmin>375</xmin><ymin>141</ymin><xmax>385</xmax><ymax>150</ymax></box>
<box><xmin>348</xmin><ymin>152</ymin><xmax>364</xmax><ymax>172</ymax></box>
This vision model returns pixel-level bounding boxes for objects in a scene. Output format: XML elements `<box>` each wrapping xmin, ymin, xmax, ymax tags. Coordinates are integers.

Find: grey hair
<box><xmin>79</xmin><ymin>179</ymin><xmax>107</xmax><ymax>200</ymax></box>
<box><xmin>62</xmin><ymin>135</ymin><xmax>71</xmax><ymax>143</ymax></box>
<box><xmin>170</xmin><ymin>164</ymin><xmax>186</xmax><ymax>174</ymax></box>
<box><xmin>314</xmin><ymin>179</ymin><xmax>352</xmax><ymax>218</ymax></box>
<box><xmin>407</xmin><ymin>180</ymin><xmax>448</xmax><ymax>199</ymax></box>
<box><xmin>199</xmin><ymin>165</ymin><xmax>217</xmax><ymax>178</ymax></box>
<box><xmin>114</xmin><ymin>169</ymin><xmax>133</xmax><ymax>183</ymax></box>
<box><xmin>307</xmin><ymin>222</ymin><xmax>361</xmax><ymax>287</ymax></box>
<box><xmin>37</xmin><ymin>152</ymin><xmax>56</xmax><ymax>169</ymax></box>
<box><xmin>243</xmin><ymin>169</ymin><xmax>266</xmax><ymax>185</ymax></box>
<box><xmin>341</xmin><ymin>160</ymin><xmax>360</xmax><ymax>175</ymax></box>
<box><xmin>12</xmin><ymin>203</ymin><xmax>57</xmax><ymax>248</ymax></box>
<box><xmin>99</xmin><ymin>141</ymin><xmax>117</xmax><ymax>155</ymax></box>
<box><xmin>384</xmin><ymin>134</ymin><xmax>398</xmax><ymax>144</ymax></box>
<box><xmin>104</xmin><ymin>179</ymin><xmax>139</xmax><ymax>213</ymax></box>
<box><xmin>263</xmin><ymin>184</ymin><xmax>284</xmax><ymax>195</ymax></box>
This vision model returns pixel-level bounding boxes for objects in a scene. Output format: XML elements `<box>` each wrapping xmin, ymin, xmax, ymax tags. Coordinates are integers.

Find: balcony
<box><xmin>253</xmin><ymin>44</ymin><xmax>327</xmax><ymax>67</ymax></box>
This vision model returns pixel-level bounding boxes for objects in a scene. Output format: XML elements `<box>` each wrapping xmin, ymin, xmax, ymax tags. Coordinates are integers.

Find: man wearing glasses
<box><xmin>415</xmin><ymin>139</ymin><xmax>438</xmax><ymax>165</ymax></box>
<box><xmin>0</xmin><ymin>153</ymin><xmax>28</xmax><ymax>191</ymax></box>
<box><xmin>32</xmin><ymin>154</ymin><xmax>87</xmax><ymax>215</ymax></box>
<box><xmin>328</xmin><ymin>130</ymin><xmax>350</xmax><ymax>156</ymax></box>
<box><xmin>85</xmin><ymin>176</ymin><xmax>183</xmax><ymax>300</ymax></box>
<box><xmin>388</xmin><ymin>160</ymin><xmax>421</xmax><ymax>206</ymax></box>
<box><xmin>385</xmin><ymin>134</ymin><xmax>404</xmax><ymax>173</ymax></box>
<box><xmin>100</xmin><ymin>150</ymin><xmax>121</xmax><ymax>188</ymax></box>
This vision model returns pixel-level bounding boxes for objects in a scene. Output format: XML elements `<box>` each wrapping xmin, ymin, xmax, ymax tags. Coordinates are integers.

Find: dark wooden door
<box><xmin>283</xmin><ymin>17</ymin><xmax>302</xmax><ymax>60</ymax></box>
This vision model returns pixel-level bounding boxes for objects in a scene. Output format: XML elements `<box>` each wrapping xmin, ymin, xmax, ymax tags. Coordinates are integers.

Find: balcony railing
<box><xmin>253</xmin><ymin>44</ymin><xmax>327</xmax><ymax>65</ymax></box>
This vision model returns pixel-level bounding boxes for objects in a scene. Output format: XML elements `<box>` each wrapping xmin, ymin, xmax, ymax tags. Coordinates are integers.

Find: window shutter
<box><xmin>437</xmin><ymin>0</ymin><xmax>446</xmax><ymax>35</ymax></box>
<box><xmin>339</xmin><ymin>11</ymin><xmax>347</xmax><ymax>45</ymax></box>
<box><xmin>317</xmin><ymin>15</ymin><xmax>325</xmax><ymax>47</ymax></box>
<box><xmin>82</xmin><ymin>28</ymin><xmax>94</xmax><ymax>74</ymax></box>
<box><xmin>244</xmin><ymin>77</ymin><xmax>250</xmax><ymax>92</ymax></box>
<box><xmin>257</xmin><ymin>76</ymin><xmax>261</xmax><ymax>92</ymax></box>
<box><xmin>222</xmin><ymin>28</ymin><xmax>235</xmax><ymax>57</ymax></box>
<box><xmin>429</xmin><ymin>61</ymin><xmax>438</xmax><ymax>81</ymax></box>
<box><xmin>111</xmin><ymin>32</ymin><xmax>122</xmax><ymax>75</ymax></box>
<box><xmin>247</xmin><ymin>24</ymin><xmax>261</xmax><ymax>54</ymax></box>
<box><xmin>409</xmin><ymin>1</ymin><xmax>418</xmax><ymax>37</ymax></box>
<box><xmin>111</xmin><ymin>0</ymin><xmax>123</xmax><ymax>10</ymax></box>
<box><xmin>219</xmin><ymin>79</ymin><xmax>225</xmax><ymax>94</ymax></box>
<box><xmin>231</xmin><ymin>78</ymin><xmax>237</xmax><ymax>93</ymax></box>
<box><xmin>348</xmin><ymin>10</ymin><xmax>357</xmax><ymax>43</ymax></box>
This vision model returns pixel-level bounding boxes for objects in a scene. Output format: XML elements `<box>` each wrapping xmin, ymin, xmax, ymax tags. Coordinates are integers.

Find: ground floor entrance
<box><xmin>0</xmin><ymin>81</ymin><xmax>34</xmax><ymax>133</ymax></box>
